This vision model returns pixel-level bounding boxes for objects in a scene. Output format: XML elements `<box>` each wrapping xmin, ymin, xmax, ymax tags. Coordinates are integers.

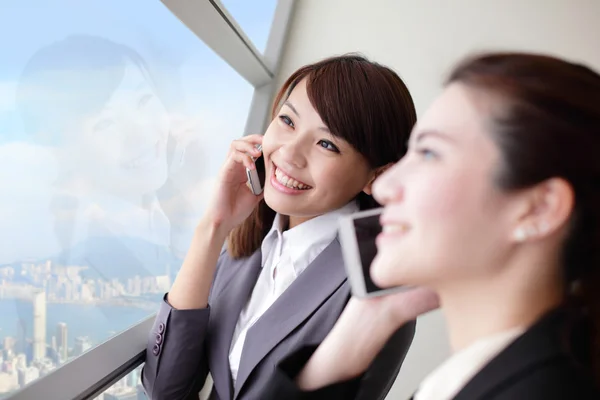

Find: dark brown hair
<box><xmin>228</xmin><ymin>54</ymin><xmax>417</xmax><ymax>258</ymax></box>
<box><xmin>448</xmin><ymin>52</ymin><xmax>600</xmax><ymax>384</ymax></box>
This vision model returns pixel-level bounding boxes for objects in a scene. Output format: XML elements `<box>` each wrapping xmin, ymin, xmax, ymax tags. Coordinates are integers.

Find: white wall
<box><xmin>274</xmin><ymin>0</ymin><xmax>600</xmax><ymax>398</ymax></box>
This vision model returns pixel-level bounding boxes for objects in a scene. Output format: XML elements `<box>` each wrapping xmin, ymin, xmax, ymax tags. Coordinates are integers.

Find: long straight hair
<box><xmin>227</xmin><ymin>54</ymin><xmax>416</xmax><ymax>258</ymax></box>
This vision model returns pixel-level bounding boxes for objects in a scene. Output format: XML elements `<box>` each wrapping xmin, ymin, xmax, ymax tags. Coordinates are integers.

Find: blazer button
<box><xmin>158</xmin><ymin>323</ymin><xmax>165</xmax><ymax>333</ymax></box>
<box><xmin>155</xmin><ymin>333</ymin><xmax>163</xmax><ymax>345</ymax></box>
<box><xmin>152</xmin><ymin>344</ymin><xmax>160</xmax><ymax>356</ymax></box>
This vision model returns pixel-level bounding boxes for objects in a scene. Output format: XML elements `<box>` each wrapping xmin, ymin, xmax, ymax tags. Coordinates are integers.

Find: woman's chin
<box><xmin>263</xmin><ymin>185</ymin><xmax>304</xmax><ymax>213</ymax></box>
<box><xmin>370</xmin><ymin>253</ymin><xmax>394</xmax><ymax>288</ymax></box>
<box><xmin>370</xmin><ymin>251</ymin><xmax>407</xmax><ymax>289</ymax></box>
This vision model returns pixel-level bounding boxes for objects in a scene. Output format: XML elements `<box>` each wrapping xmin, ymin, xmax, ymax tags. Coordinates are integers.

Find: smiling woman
<box><xmin>14</xmin><ymin>35</ymin><xmax>178</xmax><ymax>276</ymax></box>
<box><xmin>142</xmin><ymin>54</ymin><xmax>419</xmax><ymax>400</ymax></box>
<box><xmin>229</xmin><ymin>55</ymin><xmax>417</xmax><ymax>257</ymax></box>
<box><xmin>17</xmin><ymin>34</ymin><xmax>170</xmax><ymax>201</ymax></box>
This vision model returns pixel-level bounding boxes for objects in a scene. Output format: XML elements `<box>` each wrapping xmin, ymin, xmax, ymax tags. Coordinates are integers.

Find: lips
<box><xmin>380</xmin><ymin>212</ymin><xmax>411</xmax><ymax>236</ymax></box>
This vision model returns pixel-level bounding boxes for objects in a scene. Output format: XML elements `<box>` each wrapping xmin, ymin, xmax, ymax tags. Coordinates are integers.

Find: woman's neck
<box><xmin>439</xmin><ymin>257</ymin><xmax>564</xmax><ymax>352</ymax></box>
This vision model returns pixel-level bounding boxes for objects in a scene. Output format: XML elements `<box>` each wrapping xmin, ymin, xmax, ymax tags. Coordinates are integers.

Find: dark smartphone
<box><xmin>246</xmin><ymin>144</ymin><xmax>265</xmax><ymax>195</ymax></box>
<box><xmin>339</xmin><ymin>208</ymin><xmax>408</xmax><ymax>297</ymax></box>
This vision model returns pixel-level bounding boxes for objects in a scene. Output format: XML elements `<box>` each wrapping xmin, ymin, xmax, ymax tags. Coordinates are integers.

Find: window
<box><xmin>94</xmin><ymin>366</ymin><xmax>145</xmax><ymax>400</ymax></box>
<box><xmin>0</xmin><ymin>1</ymin><xmax>264</xmax><ymax>396</ymax></box>
<box><xmin>220</xmin><ymin>0</ymin><xmax>279</xmax><ymax>53</ymax></box>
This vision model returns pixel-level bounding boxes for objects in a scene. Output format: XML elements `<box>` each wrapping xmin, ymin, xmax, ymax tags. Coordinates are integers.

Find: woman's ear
<box><xmin>363</xmin><ymin>163</ymin><xmax>394</xmax><ymax>195</ymax></box>
<box><xmin>510</xmin><ymin>177</ymin><xmax>574</xmax><ymax>243</ymax></box>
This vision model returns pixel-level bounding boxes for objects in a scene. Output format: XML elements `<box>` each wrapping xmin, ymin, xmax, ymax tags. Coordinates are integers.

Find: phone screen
<box><xmin>255</xmin><ymin>154</ymin><xmax>266</xmax><ymax>188</ymax></box>
<box><xmin>352</xmin><ymin>213</ymin><xmax>386</xmax><ymax>293</ymax></box>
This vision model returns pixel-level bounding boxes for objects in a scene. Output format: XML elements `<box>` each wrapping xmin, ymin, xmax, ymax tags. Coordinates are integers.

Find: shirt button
<box><xmin>155</xmin><ymin>333</ymin><xmax>163</xmax><ymax>345</ymax></box>
<box><xmin>152</xmin><ymin>344</ymin><xmax>160</xmax><ymax>356</ymax></box>
<box><xmin>158</xmin><ymin>323</ymin><xmax>165</xmax><ymax>333</ymax></box>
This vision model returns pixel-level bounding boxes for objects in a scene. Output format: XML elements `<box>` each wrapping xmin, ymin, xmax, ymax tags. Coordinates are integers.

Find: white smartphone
<box><xmin>246</xmin><ymin>144</ymin><xmax>265</xmax><ymax>195</ymax></box>
<box><xmin>339</xmin><ymin>207</ymin><xmax>409</xmax><ymax>297</ymax></box>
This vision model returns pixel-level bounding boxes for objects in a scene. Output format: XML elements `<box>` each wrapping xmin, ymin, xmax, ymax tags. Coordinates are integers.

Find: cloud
<box><xmin>0</xmin><ymin>141</ymin><xmax>57</xmax><ymax>193</ymax></box>
<box><xmin>0</xmin><ymin>81</ymin><xmax>18</xmax><ymax>113</ymax></box>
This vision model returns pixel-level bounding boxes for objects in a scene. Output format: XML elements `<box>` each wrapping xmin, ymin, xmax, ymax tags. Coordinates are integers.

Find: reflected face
<box><xmin>371</xmin><ymin>83</ymin><xmax>517</xmax><ymax>289</ymax></box>
<box><xmin>76</xmin><ymin>60</ymin><xmax>170</xmax><ymax>197</ymax></box>
<box><xmin>262</xmin><ymin>79</ymin><xmax>373</xmax><ymax>222</ymax></box>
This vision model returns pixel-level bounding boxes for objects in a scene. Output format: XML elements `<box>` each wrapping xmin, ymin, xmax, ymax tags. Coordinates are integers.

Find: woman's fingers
<box><xmin>229</xmin><ymin>135</ymin><xmax>263</xmax><ymax>156</ymax></box>
<box><xmin>230</xmin><ymin>139</ymin><xmax>260</xmax><ymax>157</ymax></box>
<box><xmin>229</xmin><ymin>150</ymin><xmax>256</xmax><ymax>171</ymax></box>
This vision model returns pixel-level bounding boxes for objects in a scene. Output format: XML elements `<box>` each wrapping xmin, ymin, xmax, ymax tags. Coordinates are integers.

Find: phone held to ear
<box><xmin>339</xmin><ymin>208</ymin><xmax>409</xmax><ymax>298</ymax></box>
<box><xmin>246</xmin><ymin>144</ymin><xmax>266</xmax><ymax>195</ymax></box>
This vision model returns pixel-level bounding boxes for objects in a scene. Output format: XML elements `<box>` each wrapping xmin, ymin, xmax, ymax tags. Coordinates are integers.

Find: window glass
<box><xmin>94</xmin><ymin>365</ymin><xmax>145</xmax><ymax>400</ymax></box>
<box><xmin>0</xmin><ymin>1</ymin><xmax>255</xmax><ymax>395</ymax></box>
<box><xmin>220</xmin><ymin>0</ymin><xmax>279</xmax><ymax>53</ymax></box>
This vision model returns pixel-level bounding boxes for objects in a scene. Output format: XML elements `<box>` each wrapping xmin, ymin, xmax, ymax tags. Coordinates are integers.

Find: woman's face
<box><xmin>371</xmin><ymin>83</ymin><xmax>521</xmax><ymax>289</ymax></box>
<box><xmin>261</xmin><ymin>79</ymin><xmax>374</xmax><ymax>222</ymax></box>
<box><xmin>76</xmin><ymin>60</ymin><xmax>170</xmax><ymax>198</ymax></box>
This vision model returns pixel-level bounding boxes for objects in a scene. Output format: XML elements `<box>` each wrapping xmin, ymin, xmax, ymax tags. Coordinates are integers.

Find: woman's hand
<box><xmin>203</xmin><ymin>134</ymin><xmax>265</xmax><ymax>234</ymax></box>
<box><xmin>296</xmin><ymin>287</ymin><xmax>440</xmax><ymax>390</ymax></box>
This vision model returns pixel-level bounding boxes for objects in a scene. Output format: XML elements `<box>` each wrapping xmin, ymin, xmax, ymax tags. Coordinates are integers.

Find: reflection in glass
<box><xmin>0</xmin><ymin>2</ymin><xmax>254</xmax><ymax>394</ymax></box>
<box><xmin>93</xmin><ymin>365</ymin><xmax>146</xmax><ymax>400</ymax></box>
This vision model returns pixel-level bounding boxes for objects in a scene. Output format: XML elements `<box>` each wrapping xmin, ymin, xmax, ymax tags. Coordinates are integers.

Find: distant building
<box><xmin>32</xmin><ymin>291</ymin><xmax>46</xmax><ymax>361</ymax></box>
<box><xmin>56</xmin><ymin>322</ymin><xmax>68</xmax><ymax>362</ymax></box>
<box><xmin>74</xmin><ymin>336</ymin><xmax>92</xmax><ymax>357</ymax></box>
<box><xmin>17</xmin><ymin>366</ymin><xmax>39</xmax><ymax>387</ymax></box>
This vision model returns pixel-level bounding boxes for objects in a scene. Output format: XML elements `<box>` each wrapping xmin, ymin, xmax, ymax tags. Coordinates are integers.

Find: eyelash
<box><xmin>416</xmin><ymin>147</ymin><xmax>438</xmax><ymax>160</ymax></box>
<box><xmin>278</xmin><ymin>114</ymin><xmax>340</xmax><ymax>153</ymax></box>
<box><xmin>279</xmin><ymin>114</ymin><xmax>294</xmax><ymax>128</ymax></box>
<box><xmin>318</xmin><ymin>140</ymin><xmax>340</xmax><ymax>153</ymax></box>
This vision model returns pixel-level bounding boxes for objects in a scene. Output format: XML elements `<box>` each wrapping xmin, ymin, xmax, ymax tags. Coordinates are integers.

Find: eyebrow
<box><xmin>283</xmin><ymin>101</ymin><xmax>300</xmax><ymax>117</ymax></box>
<box><xmin>415</xmin><ymin>129</ymin><xmax>456</xmax><ymax>144</ymax></box>
<box><xmin>283</xmin><ymin>100</ymin><xmax>330</xmax><ymax>132</ymax></box>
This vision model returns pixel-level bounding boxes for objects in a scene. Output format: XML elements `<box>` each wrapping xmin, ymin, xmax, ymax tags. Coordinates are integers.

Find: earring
<box><xmin>513</xmin><ymin>227</ymin><xmax>527</xmax><ymax>242</ymax></box>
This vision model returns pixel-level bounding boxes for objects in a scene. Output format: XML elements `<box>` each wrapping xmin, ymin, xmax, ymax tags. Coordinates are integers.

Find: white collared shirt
<box><xmin>228</xmin><ymin>201</ymin><xmax>359</xmax><ymax>382</ymax></box>
<box><xmin>415</xmin><ymin>326</ymin><xmax>525</xmax><ymax>400</ymax></box>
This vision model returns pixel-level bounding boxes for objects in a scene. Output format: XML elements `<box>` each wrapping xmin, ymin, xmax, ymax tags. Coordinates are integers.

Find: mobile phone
<box><xmin>246</xmin><ymin>144</ymin><xmax>265</xmax><ymax>195</ymax></box>
<box><xmin>339</xmin><ymin>208</ymin><xmax>408</xmax><ymax>297</ymax></box>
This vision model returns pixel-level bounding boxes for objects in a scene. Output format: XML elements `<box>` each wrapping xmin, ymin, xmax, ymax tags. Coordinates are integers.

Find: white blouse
<box><xmin>228</xmin><ymin>201</ymin><xmax>359</xmax><ymax>382</ymax></box>
<box><xmin>415</xmin><ymin>327</ymin><xmax>525</xmax><ymax>400</ymax></box>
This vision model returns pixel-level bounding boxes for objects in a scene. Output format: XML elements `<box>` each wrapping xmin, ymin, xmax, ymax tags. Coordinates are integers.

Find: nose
<box><xmin>277</xmin><ymin>141</ymin><xmax>307</xmax><ymax>170</ymax></box>
<box><xmin>372</xmin><ymin>162</ymin><xmax>404</xmax><ymax>205</ymax></box>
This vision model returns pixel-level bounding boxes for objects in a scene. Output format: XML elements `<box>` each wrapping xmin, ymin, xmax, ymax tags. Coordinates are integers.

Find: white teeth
<box><xmin>383</xmin><ymin>224</ymin><xmax>409</xmax><ymax>234</ymax></box>
<box><xmin>275</xmin><ymin>167</ymin><xmax>311</xmax><ymax>190</ymax></box>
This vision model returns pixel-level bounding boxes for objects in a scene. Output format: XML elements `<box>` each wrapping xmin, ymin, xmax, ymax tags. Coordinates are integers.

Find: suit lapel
<box><xmin>206</xmin><ymin>250</ymin><xmax>262</xmax><ymax>400</ymax></box>
<box><xmin>234</xmin><ymin>238</ymin><xmax>347</xmax><ymax>396</ymax></box>
<box><xmin>453</xmin><ymin>308</ymin><xmax>570</xmax><ymax>400</ymax></box>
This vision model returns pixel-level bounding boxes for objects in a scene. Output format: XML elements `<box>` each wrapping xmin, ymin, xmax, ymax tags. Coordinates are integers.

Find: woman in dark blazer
<box><xmin>261</xmin><ymin>52</ymin><xmax>600</xmax><ymax>399</ymax></box>
<box><xmin>141</xmin><ymin>55</ymin><xmax>419</xmax><ymax>399</ymax></box>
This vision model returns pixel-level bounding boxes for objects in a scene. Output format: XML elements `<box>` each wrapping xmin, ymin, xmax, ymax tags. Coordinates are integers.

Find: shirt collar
<box><xmin>260</xmin><ymin>200</ymin><xmax>359</xmax><ymax>272</ymax></box>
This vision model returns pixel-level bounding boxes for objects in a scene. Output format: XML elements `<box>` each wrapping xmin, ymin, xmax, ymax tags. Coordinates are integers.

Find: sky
<box><xmin>0</xmin><ymin>0</ymin><xmax>277</xmax><ymax>263</ymax></box>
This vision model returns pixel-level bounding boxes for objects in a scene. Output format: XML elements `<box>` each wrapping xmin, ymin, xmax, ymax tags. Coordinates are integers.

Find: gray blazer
<box><xmin>142</xmin><ymin>238</ymin><xmax>416</xmax><ymax>400</ymax></box>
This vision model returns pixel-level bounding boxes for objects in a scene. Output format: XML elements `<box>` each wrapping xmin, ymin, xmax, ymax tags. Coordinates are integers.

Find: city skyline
<box><xmin>0</xmin><ymin>257</ymin><xmax>170</xmax><ymax>396</ymax></box>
